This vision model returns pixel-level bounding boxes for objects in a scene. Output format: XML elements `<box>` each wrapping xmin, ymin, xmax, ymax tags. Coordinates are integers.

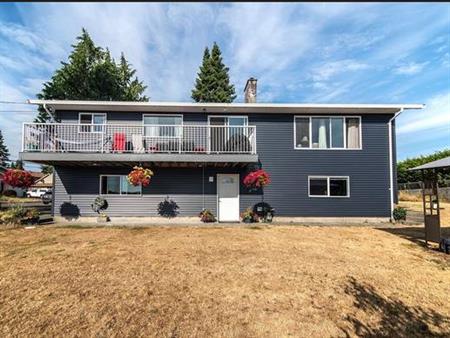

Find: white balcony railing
<box><xmin>22</xmin><ymin>123</ymin><xmax>257</xmax><ymax>155</ymax></box>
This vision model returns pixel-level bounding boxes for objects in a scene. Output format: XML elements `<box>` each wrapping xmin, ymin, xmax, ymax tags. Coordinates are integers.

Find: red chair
<box><xmin>113</xmin><ymin>133</ymin><xmax>126</xmax><ymax>152</ymax></box>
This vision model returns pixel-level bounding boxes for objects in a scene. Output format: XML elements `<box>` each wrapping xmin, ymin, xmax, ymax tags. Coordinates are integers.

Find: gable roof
<box><xmin>409</xmin><ymin>156</ymin><xmax>450</xmax><ymax>171</ymax></box>
<box><xmin>28</xmin><ymin>99</ymin><xmax>424</xmax><ymax>115</ymax></box>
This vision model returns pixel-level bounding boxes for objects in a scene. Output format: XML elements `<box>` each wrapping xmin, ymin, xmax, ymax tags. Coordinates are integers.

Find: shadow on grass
<box><xmin>376</xmin><ymin>226</ymin><xmax>450</xmax><ymax>250</ymax></box>
<box><xmin>341</xmin><ymin>277</ymin><xmax>450</xmax><ymax>337</ymax></box>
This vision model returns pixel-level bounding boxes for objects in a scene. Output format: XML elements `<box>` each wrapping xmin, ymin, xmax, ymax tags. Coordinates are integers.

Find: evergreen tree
<box><xmin>41</xmin><ymin>165</ymin><xmax>54</xmax><ymax>175</ymax></box>
<box><xmin>0</xmin><ymin>130</ymin><xmax>9</xmax><ymax>167</ymax></box>
<box><xmin>35</xmin><ymin>28</ymin><xmax>148</xmax><ymax>122</ymax></box>
<box><xmin>192</xmin><ymin>48</ymin><xmax>212</xmax><ymax>102</ymax></box>
<box><xmin>10</xmin><ymin>160</ymin><xmax>24</xmax><ymax>170</ymax></box>
<box><xmin>191</xmin><ymin>43</ymin><xmax>236</xmax><ymax>103</ymax></box>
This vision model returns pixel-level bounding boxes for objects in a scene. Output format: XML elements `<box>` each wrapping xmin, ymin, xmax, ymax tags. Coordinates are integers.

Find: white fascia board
<box><xmin>27</xmin><ymin>99</ymin><xmax>425</xmax><ymax>114</ymax></box>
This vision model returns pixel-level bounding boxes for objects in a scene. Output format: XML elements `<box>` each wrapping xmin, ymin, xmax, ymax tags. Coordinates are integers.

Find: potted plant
<box><xmin>198</xmin><ymin>209</ymin><xmax>216</xmax><ymax>223</ymax></box>
<box><xmin>241</xmin><ymin>207</ymin><xmax>258</xmax><ymax>223</ymax></box>
<box><xmin>127</xmin><ymin>166</ymin><xmax>154</xmax><ymax>186</ymax></box>
<box><xmin>243</xmin><ymin>169</ymin><xmax>271</xmax><ymax>191</ymax></box>
<box><xmin>23</xmin><ymin>208</ymin><xmax>39</xmax><ymax>225</ymax></box>
<box><xmin>253</xmin><ymin>202</ymin><xmax>275</xmax><ymax>223</ymax></box>
<box><xmin>97</xmin><ymin>212</ymin><xmax>109</xmax><ymax>223</ymax></box>
<box><xmin>91</xmin><ymin>196</ymin><xmax>109</xmax><ymax>223</ymax></box>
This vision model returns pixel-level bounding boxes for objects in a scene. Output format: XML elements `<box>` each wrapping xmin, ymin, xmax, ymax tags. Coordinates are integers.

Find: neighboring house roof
<box><xmin>409</xmin><ymin>156</ymin><xmax>450</xmax><ymax>171</ymax></box>
<box><xmin>31</xmin><ymin>172</ymin><xmax>53</xmax><ymax>188</ymax></box>
<box><xmin>28</xmin><ymin>99</ymin><xmax>424</xmax><ymax>115</ymax></box>
<box><xmin>30</xmin><ymin>172</ymin><xmax>44</xmax><ymax>179</ymax></box>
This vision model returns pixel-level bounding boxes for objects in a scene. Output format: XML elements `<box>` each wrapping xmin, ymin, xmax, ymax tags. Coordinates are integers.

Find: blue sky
<box><xmin>0</xmin><ymin>2</ymin><xmax>449</xmax><ymax>169</ymax></box>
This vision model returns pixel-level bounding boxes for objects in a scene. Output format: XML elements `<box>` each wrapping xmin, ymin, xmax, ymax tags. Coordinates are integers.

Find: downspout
<box><xmin>43</xmin><ymin>104</ymin><xmax>55</xmax><ymax>122</ymax></box>
<box><xmin>388</xmin><ymin>108</ymin><xmax>403</xmax><ymax>221</ymax></box>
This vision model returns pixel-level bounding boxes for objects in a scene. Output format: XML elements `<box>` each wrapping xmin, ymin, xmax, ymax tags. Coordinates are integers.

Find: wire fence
<box><xmin>398</xmin><ymin>179</ymin><xmax>450</xmax><ymax>190</ymax></box>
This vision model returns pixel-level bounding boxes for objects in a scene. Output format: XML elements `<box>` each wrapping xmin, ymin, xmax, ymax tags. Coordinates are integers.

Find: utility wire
<box><xmin>0</xmin><ymin>100</ymin><xmax>29</xmax><ymax>104</ymax></box>
<box><xmin>0</xmin><ymin>110</ymin><xmax>36</xmax><ymax>112</ymax></box>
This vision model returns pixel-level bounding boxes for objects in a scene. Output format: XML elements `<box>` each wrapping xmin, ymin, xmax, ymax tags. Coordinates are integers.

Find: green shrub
<box><xmin>393</xmin><ymin>207</ymin><xmax>407</xmax><ymax>221</ymax></box>
<box><xmin>2</xmin><ymin>190</ymin><xmax>17</xmax><ymax>197</ymax></box>
<box><xmin>0</xmin><ymin>206</ymin><xmax>27</xmax><ymax>226</ymax></box>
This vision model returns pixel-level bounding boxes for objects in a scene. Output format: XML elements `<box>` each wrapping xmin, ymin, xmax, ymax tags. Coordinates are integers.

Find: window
<box><xmin>294</xmin><ymin>116</ymin><xmax>361</xmax><ymax>149</ymax></box>
<box><xmin>100</xmin><ymin>175</ymin><xmax>141</xmax><ymax>195</ymax></box>
<box><xmin>143</xmin><ymin>115</ymin><xmax>183</xmax><ymax>137</ymax></box>
<box><xmin>308</xmin><ymin>176</ymin><xmax>349</xmax><ymax>197</ymax></box>
<box><xmin>209</xmin><ymin>116</ymin><xmax>248</xmax><ymax>136</ymax></box>
<box><xmin>79</xmin><ymin>113</ymin><xmax>106</xmax><ymax>133</ymax></box>
<box><xmin>209</xmin><ymin>116</ymin><xmax>249</xmax><ymax>152</ymax></box>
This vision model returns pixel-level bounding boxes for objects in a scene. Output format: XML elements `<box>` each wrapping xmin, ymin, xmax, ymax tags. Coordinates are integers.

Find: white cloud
<box><xmin>394</xmin><ymin>61</ymin><xmax>428</xmax><ymax>75</ymax></box>
<box><xmin>397</xmin><ymin>91</ymin><xmax>450</xmax><ymax>134</ymax></box>
<box><xmin>0</xmin><ymin>2</ymin><xmax>449</xmax><ymax>161</ymax></box>
<box><xmin>311</xmin><ymin>60</ymin><xmax>369</xmax><ymax>82</ymax></box>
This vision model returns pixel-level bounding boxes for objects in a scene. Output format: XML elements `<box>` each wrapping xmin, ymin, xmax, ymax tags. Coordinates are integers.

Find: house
<box><xmin>1</xmin><ymin>168</ymin><xmax>47</xmax><ymax>197</ymax></box>
<box><xmin>20</xmin><ymin>79</ymin><xmax>423</xmax><ymax>222</ymax></box>
<box><xmin>29</xmin><ymin>172</ymin><xmax>53</xmax><ymax>190</ymax></box>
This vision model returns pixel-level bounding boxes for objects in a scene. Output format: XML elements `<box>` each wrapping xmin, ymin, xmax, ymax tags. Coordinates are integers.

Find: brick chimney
<box><xmin>244</xmin><ymin>77</ymin><xmax>257</xmax><ymax>103</ymax></box>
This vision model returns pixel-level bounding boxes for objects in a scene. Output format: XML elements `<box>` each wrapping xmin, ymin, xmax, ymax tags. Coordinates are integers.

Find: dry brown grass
<box><xmin>400</xmin><ymin>201</ymin><xmax>450</xmax><ymax>226</ymax></box>
<box><xmin>1</xmin><ymin>226</ymin><xmax>449</xmax><ymax>337</ymax></box>
<box><xmin>399</xmin><ymin>190</ymin><xmax>422</xmax><ymax>202</ymax></box>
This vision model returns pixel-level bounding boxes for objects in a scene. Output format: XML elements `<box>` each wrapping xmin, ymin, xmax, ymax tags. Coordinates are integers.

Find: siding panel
<box><xmin>53</xmin><ymin>112</ymin><xmax>393</xmax><ymax>217</ymax></box>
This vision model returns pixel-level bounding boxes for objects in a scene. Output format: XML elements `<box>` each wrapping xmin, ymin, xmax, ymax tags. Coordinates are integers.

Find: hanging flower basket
<box><xmin>1</xmin><ymin>169</ymin><xmax>35</xmax><ymax>189</ymax></box>
<box><xmin>243</xmin><ymin>169</ymin><xmax>271</xmax><ymax>190</ymax></box>
<box><xmin>127</xmin><ymin>166</ymin><xmax>154</xmax><ymax>187</ymax></box>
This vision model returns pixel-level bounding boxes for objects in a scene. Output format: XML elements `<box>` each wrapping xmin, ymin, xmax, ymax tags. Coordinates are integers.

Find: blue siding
<box><xmin>53</xmin><ymin>111</ymin><xmax>394</xmax><ymax>218</ymax></box>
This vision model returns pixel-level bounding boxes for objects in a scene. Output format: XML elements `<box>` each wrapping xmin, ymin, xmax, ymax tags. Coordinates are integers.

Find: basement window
<box><xmin>308</xmin><ymin>176</ymin><xmax>349</xmax><ymax>197</ymax></box>
<box><xmin>100</xmin><ymin>175</ymin><xmax>141</xmax><ymax>195</ymax></box>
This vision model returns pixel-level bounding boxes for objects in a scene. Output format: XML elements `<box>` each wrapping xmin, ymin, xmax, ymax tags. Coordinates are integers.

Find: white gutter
<box><xmin>388</xmin><ymin>108</ymin><xmax>403</xmax><ymax>221</ymax></box>
<box><xmin>26</xmin><ymin>99</ymin><xmax>425</xmax><ymax>114</ymax></box>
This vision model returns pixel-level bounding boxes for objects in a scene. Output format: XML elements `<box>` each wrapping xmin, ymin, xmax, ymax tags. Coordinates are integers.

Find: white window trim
<box><xmin>308</xmin><ymin>176</ymin><xmax>350</xmax><ymax>198</ymax></box>
<box><xmin>142</xmin><ymin>114</ymin><xmax>184</xmax><ymax>139</ymax></box>
<box><xmin>78</xmin><ymin>112</ymin><xmax>107</xmax><ymax>133</ymax></box>
<box><xmin>207</xmin><ymin>116</ymin><xmax>250</xmax><ymax>152</ymax></box>
<box><xmin>294</xmin><ymin>116</ymin><xmax>362</xmax><ymax>150</ymax></box>
<box><xmin>207</xmin><ymin>115</ymin><xmax>249</xmax><ymax>126</ymax></box>
<box><xmin>99</xmin><ymin>174</ymin><xmax>142</xmax><ymax>196</ymax></box>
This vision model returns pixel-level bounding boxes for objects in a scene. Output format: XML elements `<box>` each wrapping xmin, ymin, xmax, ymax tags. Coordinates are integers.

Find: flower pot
<box><xmin>97</xmin><ymin>216</ymin><xmax>110</xmax><ymax>223</ymax></box>
<box><xmin>243</xmin><ymin>218</ymin><xmax>253</xmax><ymax>224</ymax></box>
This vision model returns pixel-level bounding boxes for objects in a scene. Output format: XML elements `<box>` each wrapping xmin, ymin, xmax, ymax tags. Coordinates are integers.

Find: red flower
<box><xmin>127</xmin><ymin>166</ymin><xmax>154</xmax><ymax>187</ymax></box>
<box><xmin>243</xmin><ymin>169</ymin><xmax>271</xmax><ymax>189</ymax></box>
<box><xmin>1</xmin><ymin>169</ymin><xmax>35</xmax><ymax>189</ymax></box>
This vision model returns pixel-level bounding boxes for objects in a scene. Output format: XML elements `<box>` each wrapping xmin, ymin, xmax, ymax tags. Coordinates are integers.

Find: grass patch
<box><xmin>0</xmin><ymin>226</ymin><xmax>449</xmax><ymax>337</ymax></box>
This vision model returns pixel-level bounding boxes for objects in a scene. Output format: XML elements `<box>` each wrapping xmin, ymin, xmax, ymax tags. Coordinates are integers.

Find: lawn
<box><xmin>399</xmin><ymin>201</ymin><xmax>450</xmax><ymax>226</ymax></box>
<box><xmin>0</xmin><ymin>226</ymin><xmax>449</xmax><ymax>337</ymax></box>
<box><xmin>0</xmin><ymin>195</ymin><xmax>41</xmax><ymax>203</ymax></box>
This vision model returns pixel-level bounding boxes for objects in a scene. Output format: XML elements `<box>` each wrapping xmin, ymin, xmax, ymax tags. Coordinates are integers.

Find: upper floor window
<box><xmin>79</xmin><ymin>113</ymin><xmax>106</xmax><ymax>133</ymax></box>
<box><xmin>209</xmin><ymin>115</ymin><xmax>249</xmax><ymax>135</ymax></box>
<box><xmin>294</xmin><ymin>116</ymin><xmax>361</xmax><ymax>149</ymax></box>
<box><xmin>143</xmin><ymin>115</ymin><xmax>183</xmax><ymax>137</ymax></box>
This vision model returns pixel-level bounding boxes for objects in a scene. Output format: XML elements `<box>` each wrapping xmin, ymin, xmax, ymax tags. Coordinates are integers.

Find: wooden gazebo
<box><xmin>409</xmin><ymin>156</ymin><xmax>450</xmax><ymax>245</ymax></box>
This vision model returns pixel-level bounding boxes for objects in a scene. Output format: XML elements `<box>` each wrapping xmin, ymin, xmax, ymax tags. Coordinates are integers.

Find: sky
<box><xmin>0</xmin><ymin>2</ymin><xmax>449</xmax><ymax>170</ymax></box>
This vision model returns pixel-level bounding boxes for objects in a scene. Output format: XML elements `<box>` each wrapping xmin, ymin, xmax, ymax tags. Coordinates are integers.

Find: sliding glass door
<box><xmin>208</xmin><ymin>116</ymin><xmax>248</xmax><ymax>152</ymax></box>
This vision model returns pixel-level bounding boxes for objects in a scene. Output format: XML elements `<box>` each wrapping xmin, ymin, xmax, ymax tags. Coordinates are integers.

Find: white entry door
<box><xmin>217</xmin><ymin>174</ymin><xmax>240</xmax><ymax>222</ymax></box>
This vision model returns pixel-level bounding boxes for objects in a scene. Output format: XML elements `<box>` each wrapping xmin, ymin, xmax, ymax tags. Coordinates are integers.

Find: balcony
<box><xmin>20</xmin><ymin>123</ymin><xmax>258</xmax><ymax>166</ymax></box>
